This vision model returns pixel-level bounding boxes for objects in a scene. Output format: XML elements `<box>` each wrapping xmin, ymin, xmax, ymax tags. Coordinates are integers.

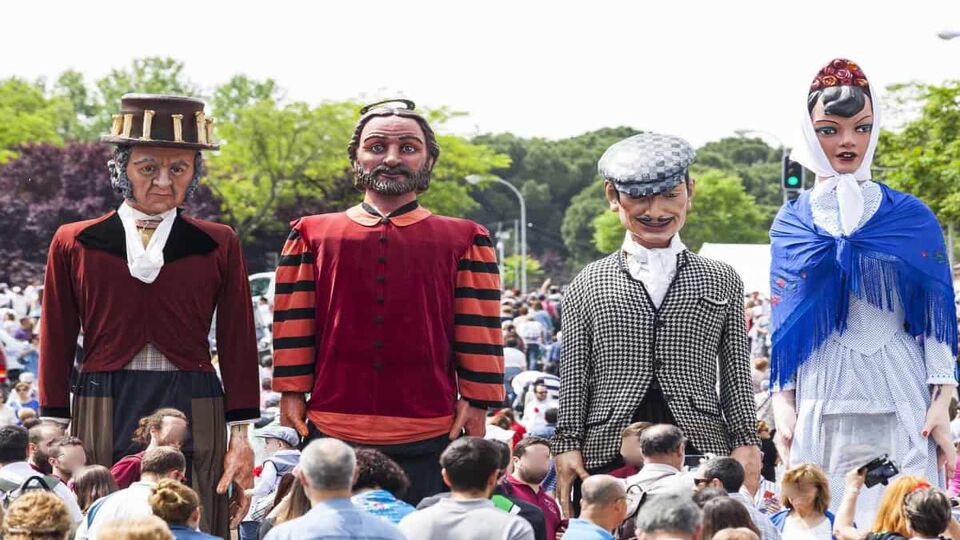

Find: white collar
<box><xmin>116</xmin><ymin>202</ymin><xmax>178</xmax><ymax>284</ymax></box>
<box><xmin>621</xmin><ymin>232</ymin><xmax>686</xmax><ymax>260</ymax></box>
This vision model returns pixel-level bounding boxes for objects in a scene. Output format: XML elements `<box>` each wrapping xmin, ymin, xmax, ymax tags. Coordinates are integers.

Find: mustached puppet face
<box><xmin>605</xmin><ymin>180</ymin><xmax>694</xmax><ymax>249</ymax></box>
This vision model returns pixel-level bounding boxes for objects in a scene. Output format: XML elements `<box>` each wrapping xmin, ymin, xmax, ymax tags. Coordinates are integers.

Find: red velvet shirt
<box><xmin>502</xmin><ymin>473</ymin><xmax>562</xmax><ymax>539</ymax></box>
<box><xmin>272</xmin><ymin>202</ymin><xmax>504</xmax><ymax>445</ymax></box>
<box><xmin>38</xmin><ymin>211</ymin><xmax>260</xmax><ymax>422</ymax></box>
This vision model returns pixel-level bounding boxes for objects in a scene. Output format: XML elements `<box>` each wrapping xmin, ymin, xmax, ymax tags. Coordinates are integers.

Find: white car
<box><xmin>249</xmin><ymin>272</ymin><xmax>275</xmax><ymax>304</ymax></box>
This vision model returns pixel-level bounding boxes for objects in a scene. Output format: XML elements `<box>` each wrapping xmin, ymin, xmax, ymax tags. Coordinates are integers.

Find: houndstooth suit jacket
<box><xmin>553</xmin><ymin>250</ymin><xmax>760</xmax><ymax>470</ymax></box>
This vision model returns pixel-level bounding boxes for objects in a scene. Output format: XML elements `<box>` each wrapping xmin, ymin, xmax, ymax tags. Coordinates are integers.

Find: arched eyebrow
<box><xmin>855</xmin><ymin>114</ymin><xmax>874</xmax><ymax>123</ymax></box>
<box><xmin>363</xmin><ymin>132</ymin><xmax>424</xmax><ymax>144</ymax></box>
<box><xmin>132</xmin><ymin>157</ymin><xmax>158</xmax><ymax>165</ymax></box>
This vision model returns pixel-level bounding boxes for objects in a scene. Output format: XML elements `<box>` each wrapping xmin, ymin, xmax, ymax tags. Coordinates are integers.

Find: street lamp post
<box><xmin>465</xmin><ymin>174</ymin><xmax>527</xmax><ymax>292</ymax></box>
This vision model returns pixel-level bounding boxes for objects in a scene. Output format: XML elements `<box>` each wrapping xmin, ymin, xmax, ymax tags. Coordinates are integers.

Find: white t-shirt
<box><xmin>76</xmin><ymin>481</ymin><xmax>155</xmax><ymax>539</ymax></box>
<box><xmin>504</xmin><ymin>347</ymin><xmax>526</xmax><ymax>370</ymax></box>
<box><xmin>781</xmin><ymin>514</ymin><xmax>832</xmax><ymax>540</ymax></box>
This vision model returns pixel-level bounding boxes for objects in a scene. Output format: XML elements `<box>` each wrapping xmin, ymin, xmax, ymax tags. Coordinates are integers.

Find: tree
<box><xmin>697</xmin><ymin>136</ymin><xmax>782</xmax><ymax>213</ymax></box>
<box><xmin>590</xmin><ymin>169</ymin><xmax>768</xmax><ymax>254</ymax></box>
<box><xmin>206</xmin><ymin>99</ymin><xmax>358</xmax><ymax>240</ymax></box>
<box><xmin>501</xmin><ymin>254</ymin><xmax>545</xmax><ymax>290</ymax></box>
<box><xmin>877</xmin><ymin>82</ymin><xmax>960</xmax><ymax>229</ymax></box>
<box><xmin>0</xmin><ymin>79</ymin><xmax>65</xmax><ymax>163</ymax></box>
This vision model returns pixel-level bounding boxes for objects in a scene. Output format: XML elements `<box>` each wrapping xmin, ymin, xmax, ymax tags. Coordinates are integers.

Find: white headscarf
<box><xmin>790</xmin><ymin>61</ymin><xmax>881</xmax><ymax>236</ymax></box>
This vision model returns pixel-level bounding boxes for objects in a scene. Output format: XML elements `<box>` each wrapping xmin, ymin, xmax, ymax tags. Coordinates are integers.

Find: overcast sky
<box><xmin>4</xmin><ymin>1</ymin><xmax>960</xmax><ymax>148</ymax></box>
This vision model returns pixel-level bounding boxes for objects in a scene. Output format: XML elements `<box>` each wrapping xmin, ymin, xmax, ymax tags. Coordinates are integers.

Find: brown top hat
<box><xmin>100</xmin><ymin>93</ymin><xmax>220</xmax><ymax>150</ymax></box>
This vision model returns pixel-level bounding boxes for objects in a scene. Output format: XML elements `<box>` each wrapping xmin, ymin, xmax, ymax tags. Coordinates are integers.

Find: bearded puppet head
<box><xmin>347</xmin><ymin>99</ymin><xmax>441</xmax><ymax>196</ymax></box>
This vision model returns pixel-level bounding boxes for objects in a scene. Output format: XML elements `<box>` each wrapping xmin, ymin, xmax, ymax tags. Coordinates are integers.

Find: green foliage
<box><xmin>592</xmin><ymin>211</ymin><xmax>623</xmax><ymax>253</ymax></box>
<box><xmin>876</xmin><ymin>81</ymin><xmax>960</xmax><ymax>225</ymax></box>
<box><xmin>423</xmin><ymin>133</ymin><xmax>511</xmax><ymax>217</ymax></box>
<box><xmin>681</xmin><ymin>169</ymin><xmax>769</xmax><ymax>251</ymax></box>
<box><xmin>561</xmin><ymin>180</ymin><xmax>607</xmax><ymax>268</ymax></box>
<box><xmin>0</xmin><ymin>78</ymin><xmax>65</xmax><ymax>163</ymax></box>
<box><xmin>207</xmin><ymin>99</ymin><xmax>358</xmax><ymax>240</ymax></box>
<box><xmin>501</xmin><ymin>254</ymin><xmax>545</xmax><ymax>289</ymax></box>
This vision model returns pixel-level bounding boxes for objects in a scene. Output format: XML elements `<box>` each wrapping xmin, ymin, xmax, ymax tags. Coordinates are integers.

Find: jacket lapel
<box><xmin>76</xmin><ymin>209</ymin><xmax>218</xmax><ymax>263</ymax></box>
<box><xmin>76</xmin><ymin>212</ymin><xmax>126</xmax><ymax>261</ymax></box>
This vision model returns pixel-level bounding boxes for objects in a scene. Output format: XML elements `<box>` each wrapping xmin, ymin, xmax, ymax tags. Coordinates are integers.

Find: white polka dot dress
<box><xmin>783</xmin><ymin>181</ymin><xmax>956</xmax><ymax>526</ymax></box>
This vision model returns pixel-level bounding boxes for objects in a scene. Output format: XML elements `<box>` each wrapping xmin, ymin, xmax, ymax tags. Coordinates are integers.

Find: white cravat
<box><xmin>116</xmin><ymin>202</ymin><xmax>177</xmax><ymax>284</ymax></box>
<box><xmin>622</xmin><ymin>232</ymin><xmax>686</xmax><ymax>309</ymax></box>
<box><xmin>789</xmin><ymin>60</ymin><xmax>881</xmax><ymax>236</ymax></box>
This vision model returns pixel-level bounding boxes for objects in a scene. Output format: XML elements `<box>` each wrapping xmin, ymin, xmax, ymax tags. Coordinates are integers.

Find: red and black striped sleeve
<box><xmin>453</xmin><ymin>226</ymin><xmax>504</xmax><ymax>409</ymax></box>
<box><xmin>272</xmin><ymin>219</ymin><xmax>317</xmax><ymax>393</ymax></box>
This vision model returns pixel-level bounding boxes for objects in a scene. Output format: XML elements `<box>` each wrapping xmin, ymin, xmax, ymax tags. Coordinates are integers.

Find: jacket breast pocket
<box><xmin>585</xmin><ymin>405</ymin><xmax>614</xmax><ymax>428</ymax></box>
<box><xmin>689</xmin><ymin>395</ymin><xmax>722</xmax><ymax>418</ymax></box>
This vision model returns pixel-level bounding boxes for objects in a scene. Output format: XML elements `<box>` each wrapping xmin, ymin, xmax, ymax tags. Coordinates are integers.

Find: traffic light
<box><xmin>782</xmin><ymin>154</ymin><xmax>803</xmax><ymax>191</ymax></box>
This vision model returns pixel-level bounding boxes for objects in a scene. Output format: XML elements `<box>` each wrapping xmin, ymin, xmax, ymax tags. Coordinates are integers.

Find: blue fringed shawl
<box><xmin>769</xmin><ymin>183</ymin><xmax>957</xmax><ymax>388</ymax></box>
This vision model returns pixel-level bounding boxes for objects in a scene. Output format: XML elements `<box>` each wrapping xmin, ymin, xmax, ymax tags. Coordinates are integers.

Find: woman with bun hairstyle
<box><xmin>149</xmin><ymin>478</ymin><xmax>219</xmax><ymax>540</ymax></box>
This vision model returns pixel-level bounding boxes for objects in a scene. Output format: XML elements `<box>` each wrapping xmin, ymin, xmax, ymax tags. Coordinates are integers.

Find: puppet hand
<box><xmin>280</xmin><ymin>392</ymin><xmax>310</xmax><ymax>438</ymax></box>
<box><xmin>923</xmin><ymin>403</ymin><xmax>956</xmax><ymax>481</ymax></box>
<box><xmin>217</xmin><ymin>430</ymin><xmax>254</xmax><ymax>528</ymax></box>
<box><xmin>449</xmin><ymin>399</ymin><xmax>486</xmax><ymax>439</ymax></box>
<box><xmin>555</xmin><ymin>450</ymin><xmax>590</xmax><ymax>518</ymax></box>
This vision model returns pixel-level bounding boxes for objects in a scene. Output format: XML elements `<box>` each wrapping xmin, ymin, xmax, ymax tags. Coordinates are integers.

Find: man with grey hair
<box><xmin>265</xmin><ymin>438</ymin><xmax>404</xmax><ymax>539</ymax></box>
<box><xmin>563</xmin><ymin>475</ymin><xmax>628</xmax><ymax>539</ymax></box>
<box><xmin>623</xmin><ymin>424</ymin><xmax>695</xmax><ymax>495</ymax></box>
<box><xmin>635</xmin><ymin>493</ymin><xmax>703</xmax><ymax>540</ymax></box>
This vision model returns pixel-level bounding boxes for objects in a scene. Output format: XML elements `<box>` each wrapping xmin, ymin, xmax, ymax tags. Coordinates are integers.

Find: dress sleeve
<box><xmin>717</xmin><ymin>272</ymin><xmax>761</xmax><ymax>449</ymax></box>
<box><xmin>453</xmin><ymin>226</ymin><xmax>504</xmax><ymax>409</ymax></box>
<box><xmin>552</xmin><ymin>277</ymin><xmax>591</xmax><ymax>455</ymax></box>
<box><xmin>923</xmin><ymin>337</ymin><xmax>958</xmax><ymax>386</ymax></box>
<box><xmin>271</xmin><ymin>220</ymin><xmax>318</xmax><ymax>394</ymax></box>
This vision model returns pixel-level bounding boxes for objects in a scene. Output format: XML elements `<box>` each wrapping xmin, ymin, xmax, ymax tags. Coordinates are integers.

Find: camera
<box><xmin>862</xmin><ymin>455</ymin><xmax>899</xmax><ymax>488</ymax></box>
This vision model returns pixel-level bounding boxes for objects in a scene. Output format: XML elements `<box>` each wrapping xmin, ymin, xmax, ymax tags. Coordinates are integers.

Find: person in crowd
<box><xmin>635</xmin><ymin>493</ymin><xmax>704</xmax><ymax>540</ymax></box>
<box><xmin>770</xmin><ymin>58</ymin><xmax>957</xmax><ymax>523</ymax></box>
<box><xmin>351</xmin><ymin>448</ymin><xmax>416</xmax><ymax>524</ymax></box>
<box><xmin>556</xmin><ymin>132</ymin><xmax>759</xmax><ymax>517</ymax></box>
<box><xmin>77</xmin><ymin>446</ymin><xmax>187</xmax><ymax>540</ymax></box>
<box><xmin>13</xmin><ymin>316</ymin><xmax>34</xmax><ymax>342</ymax></box>
<box><xmin>257</xmin><ymin>296</ymin><xmax>273</xmax><ymax>327</ymax></box>
<box><xmin>530</xmin><ymin>300</ymin><xmax>554</xmax><ymax>338</ymax></box>
<box><xmin>150</xmin><ymin>478</ymin><xmax>221</xmax><ymax>540</ymax></box>
<box><xmin>770</xmin><ymin>463</ymin><xmax>834</xmax><ymax>540</ymax></box>
<box><xmin>609</xmin><ymin>421</ymin><xmax>652</xmax><ymax>478</ymax></box>
<box><xmin>111</xmin><ymin>408</ymin><xmax>188</xmax><ymax>489</ymax></box>
<box><xmin>756</xmin><ymin>422</ymin><xmax>778</xmax><ymax>483</ymax></box>
<box><xmin>398</xmin><ymin>437</ymin><xmax>534</xmax><ymax>539</ymax></box>
<box><xmin>2</xmin><ymin>491</ymin><xmax>72</xmax><ymax>540</ymax></box>
<box><xmin>257</xmin><ymin>475</ymin><xmax>310</xmax><ymax>540</ymax></box>
<box><xmin>417</xmin><ymin>438</ymin><xmax>549</xmax><ymax>540</ymax></box>
<box><xmin>72</xmin><ymin>465</ymin><xmax>119</xmax><ymax>515</ymax></box>
<box><xmin>0</xmin><ymin>388</ymin><xmax>19</xmax><ymax>427</ymax></box>
<box><xmin>265</xmin><ymin>438</ymin><xmax>404</xmax><ymax>539</ymax></box>
<box><xmin>523</xmin><ymin>384</ymin><xmax>558</xmax><ymax>433</ymax></box>
<box><xmin>833</xmin><ymin>467</ymin><xmax>949</xmax><ymax>540</ymax></box>
<box><xmin>29</xmin><ymin>422</ymin><xmax>64</xmax><ymax>475</ymax></box>
<box><xmin>715</xmin><ymin>529</ymin><xmax>761</xmax><ymax>540</ymax></box>
<box><xmin>694</xmin><ymin>457</ymin><xmax>781</xmax><ymax>540</ymax></box>
<box><xmin>240</xmin><ymin>426</ymin><xmax>301</xmax><ymax>539</ymax></box>
<box><xmin>563</xmin><ymin>474</ymin><xmax>628</xmax><ymax>540</ymax></box>
<box><xmin>499</xmin><ymin>436</ymin><xmax>561</xmax><ymax>539</ymax></box>
<box><xmin>96</xmin><ymin>516</ymin><xmax>174</xmax><ymax>540</ymax></box>
<box><xmin>504</xmin><ymin>336</ymin><xmax>527</xmax><ymax>404</ymax></box>
<box><xmin>532</xmin><ymin>408</ymin><xmax>558</xmax><ymax>440</ymax></box>
<box><xmin>0</xmin><ymin>425</ymin><xmax>82</xmax><ymax>525</ymax></box>
<box><xmin>272</xmin><ymin>100</ymin><xmax>504</xmax><ymax>506</ymax></box>
<box><xmin>623</xmin><ymin>425</ymin><xmax>695</xmax><ymax>496</ymax></box>
<box><xmin>694</xmin><ymin>489</ymin><xmax>731</xmax><ymax>508</ymax></box>
<box><xmin>702</xmin><ymin>497</ymin><xmax>762</xmax><ymax>540</ymax></box>
<box><xmin>10</xmin><ymin>382</ymin><xmax>39</xmax><ymax>418</ymax></box>
<box><xmin>39</xmin><ymin>94</ymin><xmax>260</xmax><ymax>538</ymax></box>
<box><xmin>47</xmin><ymin>435</ymin><xmax>87</xmax><ymax>484</ymax></box>
<box><xmin>493</xmin><ymin>408</ymin><xmax>527</xmax><ymax>448</ymax></box>
<box><xmin>20</xmin><ymin>411</ymin><xmax>40</xmax><ymax>429</ymax></box>
<box><xmin>516</xmin><ymin>310</ymin><xmax>547</xmax><ymax>370</ymax></box>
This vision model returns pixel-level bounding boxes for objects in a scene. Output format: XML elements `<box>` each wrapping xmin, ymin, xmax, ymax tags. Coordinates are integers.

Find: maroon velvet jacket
<box><xmin>38</xmin><ymin>210</ymin><xmax>260</xmax><ymax>423</ymax></box>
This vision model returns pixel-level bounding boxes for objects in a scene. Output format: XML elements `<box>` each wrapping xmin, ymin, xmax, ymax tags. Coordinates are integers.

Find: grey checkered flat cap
<box><xmin>598</xmin><ymin>133</ymin><xmax>696</xmax><ymax>197</ymax></box>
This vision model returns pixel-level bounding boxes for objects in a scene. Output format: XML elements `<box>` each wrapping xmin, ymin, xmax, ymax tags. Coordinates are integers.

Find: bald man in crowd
<box><xmin>563</xmin><ymin>475</ymin><xmax>628</xmax><ymax>539</ymax></box>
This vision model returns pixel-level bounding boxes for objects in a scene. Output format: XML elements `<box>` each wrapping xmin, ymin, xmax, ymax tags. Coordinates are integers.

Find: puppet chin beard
<box><xmin>354</xmin><ymin>165</ymin><xmax>431</xmax><ymax>196</ymax></box>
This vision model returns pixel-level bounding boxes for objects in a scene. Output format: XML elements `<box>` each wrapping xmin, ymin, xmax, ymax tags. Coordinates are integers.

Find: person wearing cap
<box><xmin>240</xmin><ymin>426</ymin><xmax>301</xmax><ymax>540</ymax></box>
<box><xmin>271</xmin><ymin>99</ymin><xmax>504</xmax><ymax>505</ymax></box>
<box><xmin>769</xmin><ymin>59</ymin><xmax>957</xmax><ymax>523</ymax></box>
<box><xmin>553</xmin><ymin>132</ymin><xmax>760</xmax><ymax>517</ymax></box>
<box><xmin>38</xmin><ymin>94</ymin><xmax>260</xmax><ymax>537</ymax></box>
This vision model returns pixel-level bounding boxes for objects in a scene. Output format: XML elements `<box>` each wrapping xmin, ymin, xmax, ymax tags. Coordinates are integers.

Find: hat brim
<box><xmin>100</xmin><ymin>135</ymin><xmax>220</xmax><ymax>151</ymax></box>
<box><xmin>609</xmin><ymin>175</ymin><xmax>684</xmax><ymax>197</ymax></box>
